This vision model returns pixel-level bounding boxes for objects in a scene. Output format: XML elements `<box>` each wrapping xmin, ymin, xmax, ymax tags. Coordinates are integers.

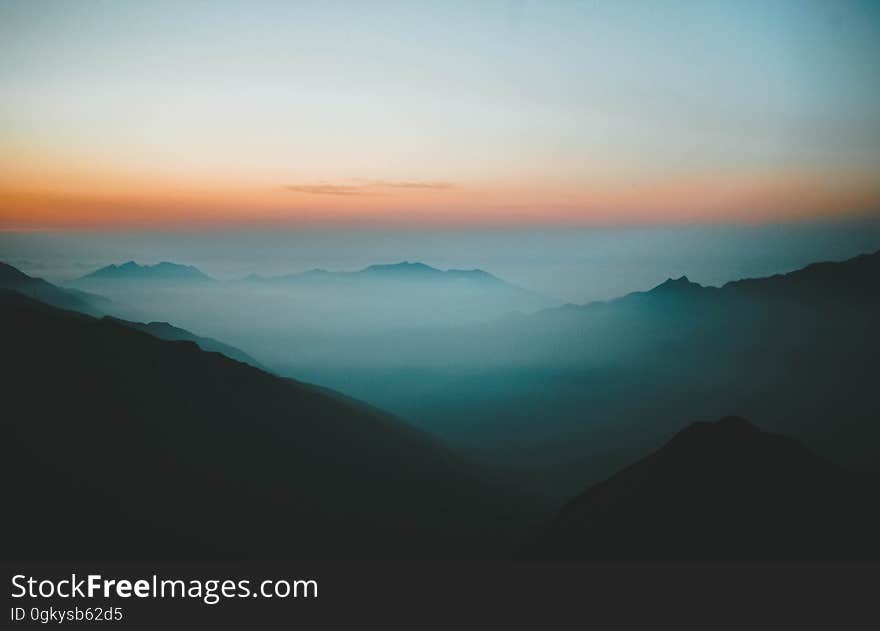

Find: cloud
<box><xmin>370</xmin><ymin>180</ymin><xmax>454</xmax><ymax>190</ymax></box>
<box><xmin>284</xmin><ymin>180</ymin><xmax>454</xmax><ymax>196</ymax></box>
<box><xmin>284</xmin><ymin>184</ymin><xmax>372</xmax><ymax>196</ymax></box>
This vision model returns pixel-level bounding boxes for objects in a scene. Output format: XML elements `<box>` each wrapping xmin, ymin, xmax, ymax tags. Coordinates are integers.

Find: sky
<box><xmin>2</xmin><ymin>0</ymin><xmax>880</xmax><ymax>230</ymax></box>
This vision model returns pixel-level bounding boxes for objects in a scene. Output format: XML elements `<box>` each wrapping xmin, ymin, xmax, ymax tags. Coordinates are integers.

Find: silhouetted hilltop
<box><xmin>0</xmin><ymin>293</ymin><xmax>533</xmax><ymax>559</ymax></box>
<box><xmin>526</xmin><ymin>417</ymin><xmax>879</xmax><ymax>560</ymax></box>
<box><xmin>0</xmin><ymin>261</ymin><xmax>108</xmax><ymax>315</ymax></box>
<box><xmin>647</xmin><ymin>274</ymin><xmax>705</xmax><ymax>295</ymax></box>
<box><xmin>75</xmin><ymin>260</ymin><xmax>213</xmax><ymax>283</ymax></box>
<box><xmin>363</xmin><ymin>261</ymin><xmax>445</xmax><ymax>277</ymax></box>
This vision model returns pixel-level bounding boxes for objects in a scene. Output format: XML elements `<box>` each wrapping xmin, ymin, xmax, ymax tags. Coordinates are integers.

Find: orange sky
<box><xmin>2</xmin><ymin>168</ymin><xmax>879</xmax><ymax>231</ymax></box>
<box><xmin>3</xmin><ymin>1</ymin><xmax>880</xmax><ymax>231</ymax></box>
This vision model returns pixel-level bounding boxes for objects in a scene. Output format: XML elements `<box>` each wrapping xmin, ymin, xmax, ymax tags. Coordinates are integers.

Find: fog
<box><xmin>2</xmin><ymin>216</ymin><xmax>878</xmax><ymax>373</ymax></box>
<box><xmin>2</xmin><ymin>216</ymin><xmax>879</xmax><ymax>498</ymax></box>
<box><xmin>3</xmin><ymin>216</ymin><xmax>879</xmax><ymax>304</ymax></box>
<box><xmin>60</xmin><ymin>271</ymin><xmax>561</xmax><ymax>369</ymax></box>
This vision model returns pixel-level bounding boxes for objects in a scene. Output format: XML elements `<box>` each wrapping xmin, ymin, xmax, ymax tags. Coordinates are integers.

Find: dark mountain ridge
<box><xmin>527</xmin><ymin>416</ymin><xmax>880</xmax><ymax>560</ymax></box>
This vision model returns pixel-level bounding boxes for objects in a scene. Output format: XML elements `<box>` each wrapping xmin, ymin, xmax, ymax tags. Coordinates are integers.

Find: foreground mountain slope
<box><xmin>0</xmin><ymin>261</ymin><xmax>108</xmax><ymax>315</ymax></box>
<box><xmin>526</xmin><ymin>417</ymin><xmax>880</xmax><ymax>560</ymax></box>
<box><xmin>0</xmin><ymin>290</ymin><xmax>532</xmax><ymax>559</ymax></box>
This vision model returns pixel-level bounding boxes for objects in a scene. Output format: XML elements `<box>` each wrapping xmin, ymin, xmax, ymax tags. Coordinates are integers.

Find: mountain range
<box><xmin>75</xmin><ymin>259</ymin><xmax>544</xmax><ymax>297</ymax></box>
<box><xmin>238</xmin><ymin>260</ymin><xmax>558</xmax><ymax>320</ymax></box>
<box><xmin>284</xmin><ymin>250</ymin><xmax>880</xmax><ymax>500</ymax></box>
<box><xmin>2</xmin><ymin>249</ymin><xmax>880</xmax><ymax>560</ymax></box>
<box><xmin>246</xmin><ymin>261</ymin><xmax>511</xmax><ymax>285</ymax></box>
<box><xmin>62</xmin><ymin>260</ymin><xmax>563</xmax><ymax>359</ymax></box>
<box><xmin>75</xmin><ymin>260</ymin><xmax>214</xmax><ymax>283</ymax></box>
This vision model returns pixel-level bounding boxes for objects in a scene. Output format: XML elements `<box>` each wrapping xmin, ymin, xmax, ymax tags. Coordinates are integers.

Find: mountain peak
<box><xmin>527</xmin><ymin>415</ymin><xmax>874</xmax><ymax>560</ymax></box>
<box><xmin>649</xmin><ymin>275</ymin><xmax>703</xmax><ymax>294</ymax></box>
<box><xmin>362</xmin><ymin>261</ymin><xmax>439</xmax><ymax>274</ymax></box>
<box><xmin>668</xmin><ymin>415</ymin><xmax>761</xmax><ymax>447</ymax></box>
<box><xmin>660</xmin><ymin>275</ymin><xmax>693</xmax><ymax>286</ymax></box>
<box><xmin>447</xmin><ymin>267</ymin><xmax>495</xmax><ymax>279</ymax></box>
<box><xmin>79</xmin><ymin>261</ymin><xmax>212</xmax><ymax>282</ymax></box>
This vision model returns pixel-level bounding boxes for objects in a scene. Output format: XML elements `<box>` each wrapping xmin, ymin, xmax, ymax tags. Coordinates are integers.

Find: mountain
<box><xmin>74</xmin><ymin>260</ymin><xmax>214</xmax><ymax>283</ymax></box>
<box><xmin>244</xmin><ymin>261</ymin><xmax>544</xmax><ymax>310</ymax></box>
<box><xmin>102</xmin><ymin>316</ymin><xmax>265</xmax><ymax>370</ymax></box>
<box><xmin>0</xmin><ymin>291</ymin><xmax>534</xmax><ymax>559</ymax></box>
<box><xmin>247</xmin><ymin>261</ymin><xmax>507</xmax><ymax>285</ymax></box>
<box><xmin>290</xmin><ymin>250</ymin><xmax>880</xmax><ymax>501</ymax></box>
<box><xmin>62</xmin><ymin>260</ymin><xmax>559</xmax><ymax>354</ymax></box>
<box><xmin>0</xmin><ymin>261</ymin><xmax>108</xmax><ymax>316</ymax></box>
<box><xmin>0</xmin><ymin>262</ymin><xmax>261</xmax><ymax>368</ymax></box>
<box><xmin>361</xmin><ymin>261</ymin><xmax>500</xmax><ymax>282</ymax></box>
<box><xmin>552</xmin><ymin>248</ymin><xmax>880</xmax><ymax>315</ymax></box>
<box><xmin>526</xmin><ymin>417</ymin><xmax>880</xmax><ymax>560</ymax></box>
<box><xmin>721</xmin><ymin>249</ymin><xmax>880</xmax><ymax>302</ymax></box>
<box><xmin>233</xmin><ymin>260</ymin><xmax>561</xmax><ymax>344</ymax></box>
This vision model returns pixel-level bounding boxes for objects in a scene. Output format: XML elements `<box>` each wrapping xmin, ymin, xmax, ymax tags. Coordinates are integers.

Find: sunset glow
<box><xmin>2</xmin><ymin>0</ymin><xmax>879</xmax><ymax>230</ymax></box>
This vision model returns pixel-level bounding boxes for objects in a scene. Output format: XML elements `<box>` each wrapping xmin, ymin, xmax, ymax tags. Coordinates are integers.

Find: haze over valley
<box><xmin>3</xmin><ymin>223</ymin><xmax>879</xmax><ymax>509</ymax></box>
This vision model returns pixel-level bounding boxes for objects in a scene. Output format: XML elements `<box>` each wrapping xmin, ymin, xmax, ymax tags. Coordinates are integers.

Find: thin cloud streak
<box><xmin>285</xmin><ymin>180</ymin><xmax>455</xmax><ymax>196</ymax></box>
<box><xmin>284</xmin><ymin>184</ymin><xmax>372</xmax><ymax>196</ymax></box>
<box><xmin>370</xmin><ymin>180</ymin><xmax>454</xmax><ymax>190</ymax></box>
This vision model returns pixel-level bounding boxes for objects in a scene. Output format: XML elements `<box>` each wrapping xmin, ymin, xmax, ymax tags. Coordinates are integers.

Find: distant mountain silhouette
<box><xmin>247</xmin><ymin>260</ymin><xmax>519</xmax><ymax>286</ymax></box>
<box><xmin>233</xmin><ymin>260</ymin><xmax>560</xmax><ymax>330</ymax></box>
<box><xmin>645</xmin><ymin>274</ymin><xmax>705</xmax><ymax>295</ymax></box>
<box><xmin>550</xmin><ymin>248</ymin><xmax>880</xmax><ymax>314</ymax></box>
<box><xmin>0</xmin><ymin>291</ymin><xmax>534</xmax><ymax>559</ymax></box>
<box><xmin>0</xmin><ymin>261</ymin><xmax>108</xmax><ymax>315</ymax></box>
<box><xmin>526</xmin><ymin>417</ymin><xmax>880</xmax><ymax>560</ymax></box>
<box><xmin>361</xmin><ymin>261</ymin><xmax>499</xmax><ymax>282</ymax></box>
<box><xmin>68</xmin><ymin>260</ymin><xmax>557</xmax><ymax>332</ymax></box>
<box><xmin>75</xmin><ymin>260</ymin><xmax>214</xmax><ymax>283</ymax></box>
